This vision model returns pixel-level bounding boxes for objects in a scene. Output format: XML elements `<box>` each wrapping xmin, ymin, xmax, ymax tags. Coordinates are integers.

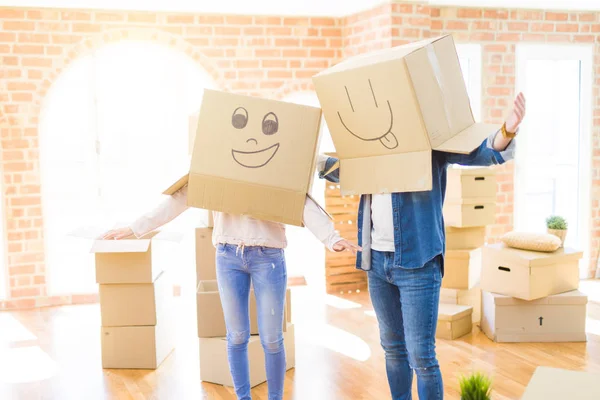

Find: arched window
<box><xmin>40</xmin><ymin>41</ymin><xmax>216</xmax><ymax>295</ymax></box>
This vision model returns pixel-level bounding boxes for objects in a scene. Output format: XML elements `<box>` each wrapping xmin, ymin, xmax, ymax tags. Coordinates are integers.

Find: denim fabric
<box><xmin>368</xmin><ymin>250</ymin><xmax>443</xmax><ymax>400</ymax></box>
<box><xmin>321</xmin><ymin>134</ymin><xmax>513</xmax><ymax>272</ymax></box>
<box><xmin>216</xmin><ymin>244</ymin><xmax>288</xmax><ymax>400</ymax></box>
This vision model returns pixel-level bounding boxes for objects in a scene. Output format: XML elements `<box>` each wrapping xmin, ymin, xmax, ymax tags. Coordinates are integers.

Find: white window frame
<box><xmin>456</xmin><ymin>44</ymin><xmax>482</xmax><ymax>122</ymax></box>
<box><xmin>515</xmin><ymin>43</ymin><xmax>593</xmax><ymax>277</ymax></box>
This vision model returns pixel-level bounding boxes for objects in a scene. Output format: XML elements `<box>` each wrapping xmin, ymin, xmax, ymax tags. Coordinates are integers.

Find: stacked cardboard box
<box><xmin>91</xmin><ymin>231</ymin><xmax>181</xmax><ymax>369</ymax></box>
<box><xmin>195</xmin><ymin>218</ymin><xmax>295</xmax><ymax>387</ymax></box>
<box><xmin>437</xmin><ymin>167</ymin><xmax>496</xmax><ymax>339</ymax></box>
<box><xmin>481</xmin><ymin>244</ymin><xmax>586</xmax><ymax>343</ymax></box>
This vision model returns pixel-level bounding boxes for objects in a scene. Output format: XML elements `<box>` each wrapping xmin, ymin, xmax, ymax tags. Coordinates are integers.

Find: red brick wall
<box><xmin>1</xmin><ymin>3</ymin><xmax>599</xmax><ymax>309</ymax></box>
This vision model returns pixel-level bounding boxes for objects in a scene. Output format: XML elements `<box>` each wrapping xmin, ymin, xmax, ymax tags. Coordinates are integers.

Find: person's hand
<box><xmin>101</xmin><ymin>227</ymin><xmax>134</xmax><ymax>240</ymax></box>
<box><xmin>505</xmin><ymin>92</ymin><xmax>526</xmax><ymax>133</ymax></box>
<box><xmin>332</xmin><ymin>239</ymin><xmax>362</xmax><ymax>254</ymax></box>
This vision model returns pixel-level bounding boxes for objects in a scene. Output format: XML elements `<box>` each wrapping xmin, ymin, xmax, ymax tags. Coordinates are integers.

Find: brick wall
<box><xmin>0</xmin><ymin>2</ymin><xmax>599</xmax><ymax>309</ymax></box>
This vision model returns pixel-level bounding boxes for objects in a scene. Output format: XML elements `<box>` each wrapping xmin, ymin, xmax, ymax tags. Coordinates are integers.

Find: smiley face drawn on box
<box><xmin>230</xmin><ymin>107</ymin><xmax>281</xmax><ymax>168</ymax></box>
<box><xmin>337</xmin><ymin>79</ymin><xmax>399</xmax><ymax>150</ymax></box>
<box><xmin>191</xmin><ymin>90</ymin><xmax>322</xmax><ymax>193</ymax></box>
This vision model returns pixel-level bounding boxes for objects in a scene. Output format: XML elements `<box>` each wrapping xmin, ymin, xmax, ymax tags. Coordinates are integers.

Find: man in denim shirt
<box><xmin>320</xmin><ymin>93</ymin><xmax>526</xmax><ymax>399</ymax></box>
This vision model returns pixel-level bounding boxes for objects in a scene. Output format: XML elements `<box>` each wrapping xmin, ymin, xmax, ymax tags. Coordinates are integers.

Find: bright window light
<box><xmin>456</xmin><ymin>44</ymin><xmax>482</xmax><ymax>123</ymax></box>
<box><xmin>515</xmin><ymin>44</ymin><xmax>593</xmax><ymax>278</ymax></box>
<box><xmin>39</xmin><ymin>40</ymin><xmax>216</xmax><ymax>295</ymax></box>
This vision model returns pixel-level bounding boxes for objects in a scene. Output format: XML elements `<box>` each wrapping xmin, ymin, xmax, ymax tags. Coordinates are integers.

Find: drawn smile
<box><xmin>231</xmin><ymin>143</ymin><xmax>280</xmax><ymax>168</ymax></box>
<box><xmin>337</xmin><ymin>79</ymin><xmax>399</xmax><ymax>150</ymax></box>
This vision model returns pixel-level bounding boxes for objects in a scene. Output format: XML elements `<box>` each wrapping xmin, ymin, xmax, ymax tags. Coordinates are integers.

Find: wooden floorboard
<box><xmin>1</xmin><ymin>281</ymin><xmax>600</xmax><ymax>399</ymax></box>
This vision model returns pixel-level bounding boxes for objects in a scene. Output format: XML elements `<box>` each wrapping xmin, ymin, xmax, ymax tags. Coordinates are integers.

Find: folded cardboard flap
<box><xmin>187</xmin><ymin>173</ymin><xmax>307</xmax><ymax>227</ymax></box>
<box><xmin>340</xmin><ymin>151</ymin><xmax>432</xmax><ymax>195</ymax></box>
<box><xmin>483</xmin><ymin>244</ymin><xmax>583</xmax><ymax>267</ymax></box>
<box><xmin>487</xmin><ymin>289</ymin><xmax>587</xmax><ymax>306</ymax></box>
<box><xmin>521</xmin><ymin>367</ymin><xmax>600</xmax><ymax>400</ymax></box>
<box><xmin>438</xmin><ymin>303</ymin><xmax>472</xmax><ymax>321</ymax></box>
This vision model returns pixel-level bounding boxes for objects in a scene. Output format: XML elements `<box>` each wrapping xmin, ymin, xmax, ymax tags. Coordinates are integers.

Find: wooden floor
<box><xmin>2</xmin><ymin>281</ymin><xmax>600</xmax><ymax>400</ymax></box>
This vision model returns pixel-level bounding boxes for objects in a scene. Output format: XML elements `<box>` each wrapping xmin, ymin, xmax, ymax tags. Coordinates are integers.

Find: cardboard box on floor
<box><xmin>442</xmin><ymin>248</ymin><xmax>482</xmax><ymax>290</ymax></box>
<box><xmin>445</xmin><ymin>166</ymin><xmax>497</xmax><ymax>201</ymax></box>
<box><xmin>445</xmin><ymin>226</ymin><xmax>486</xmax><ymax>250</ymax></box>
<box><xmin>521</xmin><ymin>367</ymin><xmax>600</xmax><ymax>400</ymax></box>
<box><xmin>481</xmin><ymin>290</ymin><xmax>587</xmax><ymax>343</ymax></box>
<box><xmin>481</xmin><ymin>244</ymin><xmax>582</xmax><ymax>301</ymax></box>
<box><xmin>99</xmin><ymin>271</ymin><xmax>171</xmax><ymax>327</ymax></box>
<box><xmin>436</xmin><ymin>304</ymin><xmax>473</xmax><ymax>340</ymax></box>
<box><xmin>165</xmin><ymin>89</ymin><xmax>325</xmax><ymax>226</ymax></box>
<box><xmin>440</xmin><ymin>287</ymin><xmax>481</xmax><ymax>325</ymax></box>
<box><xmin>101</xmin><ymin>289</ymin><xmax>177</xmax><ymax>369</ymax></box>
<box><xmin>443</xmin><ymin>198</ymin><xmax>496</xmax><ymax>228</ymax></box>
<box><xmin>196</xmin><ymin>227</ymin><xmax>216</xmax><ymax>282</ymax></box>
<box><xmin>197</xmin><ymin>281</ymin><xmax>291</xmax><ymax>337</ymax></box>
<box><xmin>198</xmin><ymin>323</ymin><xmax>296</xmax><ymax>388</ymax></box>
<box><xmin>69</xmin><ymin>227</ymin><xmax>183</xmax><ymax>284</ymax></box>
<box><xmin>312</xmin><ymin>34</ymin><xmax>497</xmax><ymax>195</ymax></box>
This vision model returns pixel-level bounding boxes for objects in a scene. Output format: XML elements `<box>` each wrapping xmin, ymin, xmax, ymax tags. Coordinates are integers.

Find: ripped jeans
<box><xmin>215</xmin><ymin>243</ymin><xmax>288</xmax><ymax>400</ymax></box>
<box><xmin>368</xmin><ymin>250</ymin><xmax>444</xmax><ymax>400</ymax></box>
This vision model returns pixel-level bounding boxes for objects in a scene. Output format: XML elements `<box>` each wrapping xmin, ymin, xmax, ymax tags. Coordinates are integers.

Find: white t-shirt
<box><xmin>371</xmin><ymin>193</ymin><xmax>395</xmax><ymax>252</ymax></box>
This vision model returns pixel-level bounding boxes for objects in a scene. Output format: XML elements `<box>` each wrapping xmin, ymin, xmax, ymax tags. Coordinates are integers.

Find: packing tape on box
<box><xmin>425</xmin><ymin>44</ymin><xmax>454</xmax><ymax>139</ymax></box>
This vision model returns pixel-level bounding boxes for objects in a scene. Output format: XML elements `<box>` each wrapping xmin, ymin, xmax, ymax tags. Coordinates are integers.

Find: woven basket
<box><xmin>547</xmin><ymin>228</ymin><xmax>567</xmax><ymax>248</ymax></box>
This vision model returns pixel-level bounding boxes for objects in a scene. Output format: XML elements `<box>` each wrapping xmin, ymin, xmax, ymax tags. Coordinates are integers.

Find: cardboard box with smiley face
<box><xmin>313</xmin><ymin>34</ymin><xmax>498</xmax><ymax>195</ymax></box>
<box><xmin>165</xmin><ymin>90</ymin><xmax>324</xmax><ymax>227</ymax></box>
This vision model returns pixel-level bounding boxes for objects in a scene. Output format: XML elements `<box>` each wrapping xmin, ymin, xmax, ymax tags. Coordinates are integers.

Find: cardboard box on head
<box><xmin>165</xmin><ymin>89</ymin><xmax>326</xmax><ymax>227</ymax></box>
<box><xmin>313</xmin><ymin>35</ymin><xmax>497</xmax><ymax>195</ymax></box>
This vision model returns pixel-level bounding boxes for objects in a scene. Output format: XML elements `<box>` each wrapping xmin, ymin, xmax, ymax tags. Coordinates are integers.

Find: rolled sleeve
<box><xmin>486</xmin><ymin>130</ymin><xmax>517</xmax><ymax>162</ymax></box>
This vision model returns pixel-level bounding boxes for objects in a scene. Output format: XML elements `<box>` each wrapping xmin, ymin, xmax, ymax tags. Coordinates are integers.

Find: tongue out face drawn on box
<box><xmin>337</xmin><ymin>79</ymin><xmax>398</xmax><ymax>150</ymax></box>
<box><xmin>230</xmin><ymin>107</ymin><xmax>280</xmax><ymax>168</ymax></box>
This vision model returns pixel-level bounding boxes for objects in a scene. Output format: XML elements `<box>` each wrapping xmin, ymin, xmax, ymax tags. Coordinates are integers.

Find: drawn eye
<box><xmin>231</xmin><ymin>107</ymin><xmax>248</xmax><ymax>129</ymax></box>
<box><xmin>262</xmin><ymin>112</ymin><xmax>278</xmax><ymax>135</ymax></box>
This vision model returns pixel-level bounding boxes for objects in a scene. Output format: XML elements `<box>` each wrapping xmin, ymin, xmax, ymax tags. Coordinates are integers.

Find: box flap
<box><xmin>197</xmin><ymin>280</ymin><xmax>219</xmax><ymax>293</ymax></box>
<box><xmin>489</xmin><ymin>290</ymin><xmax>588</xmax><ymax>306</ymax></box>
<box><xmin>447</xmin><ymin>165</ymin><xmax>496</xmax><ymax>177</ymax></box>
<box><xmin>445</xmin><ymin>249</ymin><xmax>478</xmax><ymax>260</ymax></box>
<box><xmin>163</xmin><ymin>174</ymin><xmax>189</xmax><ymax>196</ymax></box>
<box><xmin>444</xmin><ymin>197</ymin><xmax>496</xmax><ymax>205</ymax></box>
<box><xmin>90</xmin><ymin>237</ymin><xmax>152</xmax><ymax>253</ymax></box>
<box><xmin>433</xmin><ymin>123</ymin><xmax>498</xmax><ymax>154</ymax></box>
<box><xmin>484</xmin><ymin>244</ymin><xmax>583</xmax><ymax>267</ymax></box>
<box><xmin>522</xmin><ymin>367</ymin><xmax>600</xmax><ymax>400</ymax></box>
<box><xmin>405</xmin><ymin>35</ymin><xmax>476</xmax><ymax>150</ymax></box>
<box><xmin>437</xmin><ymin>303</ymin><xmax>472</xmax><ymax>321</ymax></box>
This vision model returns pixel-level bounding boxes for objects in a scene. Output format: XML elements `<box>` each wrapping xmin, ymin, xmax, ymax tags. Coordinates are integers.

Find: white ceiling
<box><xmin>0</xmin><ymin>0</ymin><xmax>598</xmax><ymax>16</ymax></box>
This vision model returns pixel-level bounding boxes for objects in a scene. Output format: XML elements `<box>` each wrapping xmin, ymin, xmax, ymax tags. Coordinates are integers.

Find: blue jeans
<box><xmin>216</xmin><ymin>244</ymin><xmax>288</xmax><ymax>400</ymax></box>
<box><xmin>368</xmin><ymin>250</ymin><xmax>444</xmax><ymax>400</ymax></box>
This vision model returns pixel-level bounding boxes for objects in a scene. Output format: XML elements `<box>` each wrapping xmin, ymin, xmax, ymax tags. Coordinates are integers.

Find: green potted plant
<box><xmin>546</xmin><ymin>215</ymin><xmax>568</xmax><ymax>247</ymax></box>
<box><xmin>459</xmin><ymin>372</ymin><xmax>492</xmax><ymax>400</ymax></box>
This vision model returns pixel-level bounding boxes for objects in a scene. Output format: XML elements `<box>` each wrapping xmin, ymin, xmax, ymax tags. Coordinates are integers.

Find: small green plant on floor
<box><xmin>546</xmin><ymin>215</ymin><xmax>568</xmax><ymax>230</ymax></box>
<box><xmin>459</xmin><ymin>372</ymin><xmax>492</xmax><ymax>400</ymax></box>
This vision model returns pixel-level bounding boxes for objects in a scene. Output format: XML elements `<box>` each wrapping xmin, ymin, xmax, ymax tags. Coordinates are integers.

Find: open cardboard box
<box><xmin>68</xmin><ymin>227</ymin><xmax>183</xmax><ymax>284</ymax></box>
<box><xmin>100</xmin><ymin>271</ymin><xmax>172</xmax><ymax>327</ymax></box>
<box><xmin>198</xmin><ymin>323</ymin><xmax>296</xmax><ymax>388</ymax></box>
<box><xmin>313</xmin><ymin>35</ymin><xmax>497</xmax><ymax>195</ymax></box>
<box><xmin>165</xmin><ymin>89</ymin><xmax>329</xmax><ymax>227</ymax></box>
